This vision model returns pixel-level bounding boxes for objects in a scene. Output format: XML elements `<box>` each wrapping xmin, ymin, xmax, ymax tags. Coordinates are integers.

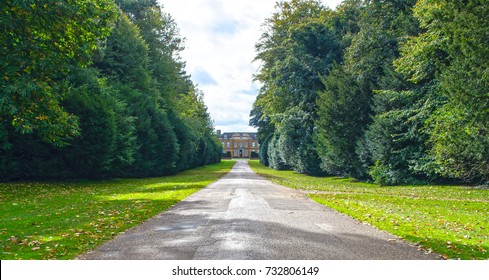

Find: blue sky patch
<box><xmin>241</xmin><ymin>85</ymin><xmax>260</xmax><ymax>96</ymax></box>
<box><xmin>192</xmin><ymin>67</ymin><xmax>217</xmax><ymax>85</ymax></box>
<box><xmin>212</xmin><ymin>19</ymin><xmax>240</xmax><ymax>36</ymax></box>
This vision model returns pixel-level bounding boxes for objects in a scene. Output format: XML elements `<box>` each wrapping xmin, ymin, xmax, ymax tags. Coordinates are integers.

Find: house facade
<box><xmin>217</xmin><ymin>130</ymin><xmax>259</xmax><ymax>158</ymax></box>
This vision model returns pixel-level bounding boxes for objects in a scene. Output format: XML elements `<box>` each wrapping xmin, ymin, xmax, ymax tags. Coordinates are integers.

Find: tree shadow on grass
<box><xmin>403</xmin><ymin>234</ymin><xmax>489</xmax><ymax>260</ymax></box>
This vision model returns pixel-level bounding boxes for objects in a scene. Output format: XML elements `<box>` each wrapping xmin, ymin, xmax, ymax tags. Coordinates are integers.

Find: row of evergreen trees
<box><xmin>250</xmin><ymin>0</ymin><xmax>488</xmax><ymax>185</ymax></box>
<box><xmin>0</xmin><ymin>0</ymin><xmax>221</xmax><ymax>181</ymax></box>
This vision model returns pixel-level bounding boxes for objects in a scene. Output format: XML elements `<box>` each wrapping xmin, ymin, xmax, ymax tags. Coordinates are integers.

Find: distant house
<box><xmin>216</xmin><ymin>130</ymin><xmax>259</xmax><ymax>158</ymax></box>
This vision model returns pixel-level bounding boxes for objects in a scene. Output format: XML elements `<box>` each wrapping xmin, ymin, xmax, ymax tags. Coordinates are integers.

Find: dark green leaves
<box><xmin>252</xmin><ymin>0</ymin><xmax>487</xmax><ymax>184</ymax></box>
<box><xmin>0</xmin><ymin>0</ymin><xmax>117</xmax><ymax>145</ymax></box>
<box><xmin>396</xmin><ymin>0</ymin><xmax>489</xmax><ymax>182</ymax></box>
<box><xmin>252</xmin><ymin>0</ymin><xmax>340</xmax><ymax>175</ymax></box>
<box><xmin>1</xmin><ymin>0</ymin><xmax>220</xmax><ymax>181</ymax></box>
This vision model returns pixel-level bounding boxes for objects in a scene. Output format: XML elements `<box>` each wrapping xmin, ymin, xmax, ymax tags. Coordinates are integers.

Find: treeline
<box><xmin>0</xmin><ymin>0</ymin><xmax>221</xmax><ymax>181</ymax></box>
<box><xmin>250</xmin><ymin>0</ymin><xmax>488</xmax><ymax>185</ymax></box>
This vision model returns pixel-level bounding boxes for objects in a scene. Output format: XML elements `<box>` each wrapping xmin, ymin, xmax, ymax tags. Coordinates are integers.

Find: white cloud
<box><xmin>160</xmin><ymin>0</ymin><xmax>344</xmax><ymax>133</ymax></box>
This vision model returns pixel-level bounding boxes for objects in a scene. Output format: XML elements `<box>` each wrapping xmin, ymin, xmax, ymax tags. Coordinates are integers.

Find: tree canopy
<box><xmin>1</xmin><ymin>0</ymin><xmax>221</xmax><ymax>181</ymax></box>
<box><xmin>251</xmin><ymin>0</ymin><xmax>488</xmax><ymax>185</ymax></box>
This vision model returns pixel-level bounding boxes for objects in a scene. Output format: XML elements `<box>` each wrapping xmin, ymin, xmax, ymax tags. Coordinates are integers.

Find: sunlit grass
<box><xmin>0</xmin><ymin>161</ymin><xmax>236</xmax><ymax>260</ymax></box>
<box><xmin>249</xmin><ymin>160</ymin><xmax>489</xmax><ymax>260</ymax></box>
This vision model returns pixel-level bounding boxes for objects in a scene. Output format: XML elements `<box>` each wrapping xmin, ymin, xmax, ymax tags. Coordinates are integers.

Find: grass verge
<box><xmin>249</xmin><ymin>160</ymin><xmax>489</xmax><ymax>260</ymax></box>
<box><xmin>0</xmin><ymin>160</ymin><xmax>236</xmax><ymax>260</ymax></box>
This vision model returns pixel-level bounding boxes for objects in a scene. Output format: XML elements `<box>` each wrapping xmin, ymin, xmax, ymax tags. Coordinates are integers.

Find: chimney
<box><xmin>217</xmin><ymin>130</ymin><xmax>222</xmax><ymax>136</ymax></box>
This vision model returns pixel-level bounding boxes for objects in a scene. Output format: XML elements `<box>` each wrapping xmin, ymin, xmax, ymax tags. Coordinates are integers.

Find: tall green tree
<box><xmin>315</xmin><ymin>66</ymin><xmax>369</xmax><ymax>177</ymax></box>
<box><xmin>316</xmin><ymin>0</ymin><xmax>421</xmax><ymax>179</ymax></box>
<box><xmin>396</xmin><ymin>0</ymin><xmax>489</xmax><ymax>182</ymax></box>
<box><xmin>252</xmin><ymin>0</ymin><xmax>488</xmax><ymax>184</ymax></box>
<box><xmin>116</xmin><ymin>0</ymin><xmax>191</xmax><ymax>100</ymax></box>
<box><xmin>0</xmin><ymin>0</ymin><xmax>220</xmax><ymax>181</ymax></box>
<box><xmin>360</xmin><ymin>82</ymin><xmax>445</xmax><ymax>185</ymax></box>
<box><xmin>116</xmin><ymin>0</ymin><xmax>220</xmax><ymax>170</ymax></box>
<box><xmin>252</xmin><ymin>0</ymin><xmax>340</xmax><ymax>175</ymax></box>
<box><xmin>62</xmin><ymin>67</ymin><xmax>136</xmax><ymax>178</ymax></box>
<box><xmin>0</xmin><ymin>0</ymin><xmax>117</xmax><ymax>145</ymax></box>
<box><xmin>95</xmin><ymin>12</ymin><xmax>179</xmax><ymax>177</ymax></box>
<box><xmin>249</xmin><ymin>94</ymin><xmax>275</xmax><ymax>166</ymax></box>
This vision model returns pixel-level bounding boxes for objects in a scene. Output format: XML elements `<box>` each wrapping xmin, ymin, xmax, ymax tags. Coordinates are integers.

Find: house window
<box><xmin>239</xmin><ymin>142</ymin><xmax>243</xmax><ymax>148</ymax></box>
<box><xmin>224</xmin><ymin>135</ymin><xmax>228</xmax><ymax>139</ymax></box>
<box><xmin>245</xmin><ymin>142</ymin><xmax>249</xmax><ymax>148</ymax></box>
<box><xmin>252</xmin><ymin>142</ymin><xmax>256</xmax><ymax>148</ymax></box>
<box><xmin>227</xmin><ymin>142</ymin><xmax>230</xmax><ymax>148</ymax></box>
<box><xmin>234</xmin><ymin>142</ymin><xmax>238</xmax><ymax>148</ymax></box>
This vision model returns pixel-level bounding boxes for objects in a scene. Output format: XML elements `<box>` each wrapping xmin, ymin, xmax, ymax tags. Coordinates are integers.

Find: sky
<box><xmin>161</xmin><ymin>0</ymin><xmax>344</xmax><ymax>133</ymax></box>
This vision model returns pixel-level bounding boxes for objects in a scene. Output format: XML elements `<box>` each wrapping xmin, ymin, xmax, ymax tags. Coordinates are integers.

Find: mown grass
<box><xmin>249</xmin><ymin>160</ymin><xmax>489</xmax><ymax>260</ymax></box>
<box><xmin>0</xmin><ymin>160</ymin><xmax>236</xmax><ymax>260</ymax></box>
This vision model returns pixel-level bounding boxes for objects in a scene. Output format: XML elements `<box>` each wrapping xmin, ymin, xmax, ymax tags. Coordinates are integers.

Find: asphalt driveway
<box><xmin>80</xmin><ymin>160</ymin><xmax>439</xmax><ymax>260</ymax></box>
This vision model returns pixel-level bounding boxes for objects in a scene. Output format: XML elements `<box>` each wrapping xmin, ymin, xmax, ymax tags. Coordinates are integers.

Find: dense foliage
<box><xmin>251</xmin><ymin>0</ymin><xmax>340</xmax><ymax>175</ymax></box>
<box><xmin>251</xmin><ymin>0</ymin><xmax>488</xmax><ymax>185</ymax></box>
<box><xmin>0</xmin><ymin>0</ymin><xmax>220</xmax><ymax>180</ymax></box>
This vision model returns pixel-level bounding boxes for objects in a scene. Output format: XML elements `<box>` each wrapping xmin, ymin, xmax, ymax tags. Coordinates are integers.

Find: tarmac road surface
<box><xmin>80</xmin><ymin>160</ymin><xmax>439</xmax><ymax>260</ymax></box>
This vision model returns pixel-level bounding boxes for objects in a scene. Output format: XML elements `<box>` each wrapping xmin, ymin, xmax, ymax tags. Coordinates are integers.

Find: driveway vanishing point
<box><xmin>80</xmin><ymin>160</ymin><xmax>439</xmax><ymax>260</ymax></box>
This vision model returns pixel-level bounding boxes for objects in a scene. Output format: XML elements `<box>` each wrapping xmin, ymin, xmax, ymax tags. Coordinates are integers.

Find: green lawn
<box><xmin>249</xmin><ymin>160</ymin><xmax>489</xmax><ymax>260</ymax></box>
<box><xmin>0</xmin><ymin>160</ymin><xmax>236</xmax><ymax>260</ymax></box>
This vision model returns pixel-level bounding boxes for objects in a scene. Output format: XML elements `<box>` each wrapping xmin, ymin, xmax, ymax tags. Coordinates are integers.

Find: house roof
<box><xmin>217</xmin><ymin>132</ymin><xmax>258</xmax><ymax>140</ymax></box>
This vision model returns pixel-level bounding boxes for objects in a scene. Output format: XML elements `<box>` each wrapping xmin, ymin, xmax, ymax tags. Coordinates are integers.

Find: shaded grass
<box><xmin>249</xmin><ymin>160</ymin><xmax>489</xmax><ymax>260</ymax></box>
<box><xmin>0</xmin><ymin>161</ymin><xmax>236</xmax><ymax>260</ymax></box>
